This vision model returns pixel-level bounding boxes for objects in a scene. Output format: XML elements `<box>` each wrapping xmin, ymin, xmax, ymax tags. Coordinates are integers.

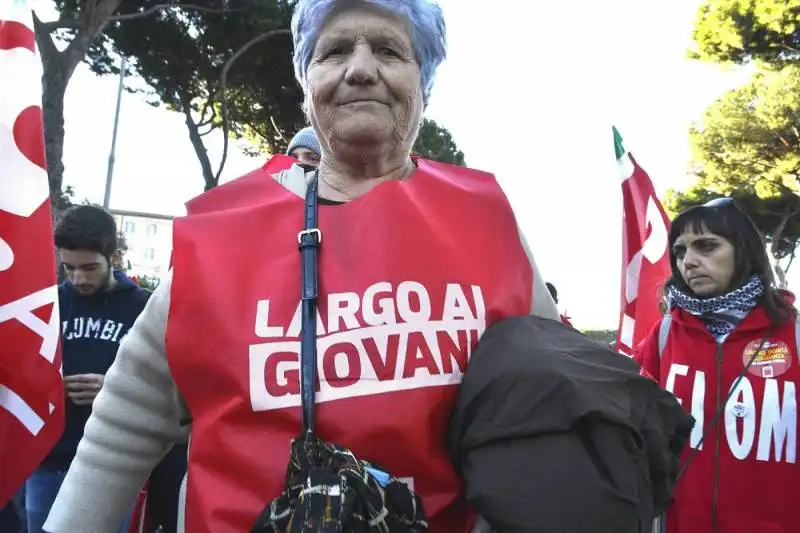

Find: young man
<box><xmin>24</xmin><ymin>206</ymin><xmax>149</xmax><ymax>533</ymax></box>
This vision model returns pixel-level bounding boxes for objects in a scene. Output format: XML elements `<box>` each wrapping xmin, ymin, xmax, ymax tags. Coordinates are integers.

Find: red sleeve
<box><xmin>633</xmin><ymin>321</ymin><xmax>662</xmax><ymax>382</ymax></box>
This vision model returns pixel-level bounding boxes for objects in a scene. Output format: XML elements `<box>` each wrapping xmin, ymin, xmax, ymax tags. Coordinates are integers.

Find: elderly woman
<box><xmin>42</xmin><ymin>1</ymin><xmax>559</xmax><ymax>532</ymax></box>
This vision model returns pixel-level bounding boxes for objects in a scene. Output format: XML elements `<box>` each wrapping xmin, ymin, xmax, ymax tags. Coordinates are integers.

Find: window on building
<box><xmin>147</xmin><ymin>223</ymin><xmax>158</xmax><ymax>236</ymax></box>
<box><xmin>144</xmin><ymin>247</ymin><xmax>155</xmax><ymax>260</ymax></box>
<box><xmin>124</xmin><ymin>221</ymin><xmax>136</xmax><ymax>234</ymax></box>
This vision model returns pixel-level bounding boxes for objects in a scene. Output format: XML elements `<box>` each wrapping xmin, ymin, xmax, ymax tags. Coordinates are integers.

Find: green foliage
<box><xmin>116</xmin><ymin>232</ymin><xmax>128</xmax><ymax>253</ymax></box>
<box><xmin>45</xmin><ymin>0</ymin><xmax>462</xmax><ymax>192</ymax></box>
<box><xmin>681</xmin><ymin>1</ymin><xmax>800</xmax><ymax>266</ymax></box>
<box><xmin>225</xmin><ymin>39</ymin><xmax>307</xmax><ymax>156</ymax></box>
<box><xmin>691</xmin><ymin>0</ymin><xmax>800</xmax><ymax>66</ymax></box>
<box><xmin>412</xmin><ymin>118</ymin><xmax>466</xmax><ymax>166</ymax></box>
<box><xmin>69</xmin><ymin>0</ymin><xmax>306</xmax><ymax>188</ymax></box>
<box><xmin>134</xmin><ymin>275</ymin><xmax>161</xmax><ymax>291</ymax></box>
<box><xmin>666</xmin><ymin>64</ymin><xmax>800</xmax><ymax>259</ymax></box>
<box><xmin>582</xmin><ymin>330</ymin><xmax>617</xmax><ymax>346</ymax></box>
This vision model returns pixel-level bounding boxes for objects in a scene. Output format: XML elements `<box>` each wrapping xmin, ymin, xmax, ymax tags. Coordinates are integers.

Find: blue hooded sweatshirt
<box><xmin>42</xmin><ymin>270</ymin><xmax>151</xmax><ymax>470</ymax></box>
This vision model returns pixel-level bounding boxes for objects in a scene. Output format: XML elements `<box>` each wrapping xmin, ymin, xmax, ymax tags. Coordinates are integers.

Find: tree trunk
<box><xmin>39</xmin><ymin>55</ymin><xmax>69</xmax><ymax>204</ymax></box>
<box><xmin>34</xmin><ymin>20</ymin><xmax>69</xmax><ymax>207</ymax></box>
<box><xmin>33</xmin><ymin>0</ymin><xmax>123</xmax><ymax>208</ymax></box>
<box><xmin>184</xmin><ymin>109</ymin><xmax>218</xmax><ymax>191</ymax></box>
<box><xmin>773</xmin><ymin>259</ymin><xmax>789</xmax><ymax>289</ymax></box>
<box><xmin>786</xmin><ymin>249</ymin><xmax>796</xmax><ymax>274</ymax></box>
<box><xmin>769</xmin><ymin>206</ymin><xmax>795</xmax><ymax>289</ymax></box>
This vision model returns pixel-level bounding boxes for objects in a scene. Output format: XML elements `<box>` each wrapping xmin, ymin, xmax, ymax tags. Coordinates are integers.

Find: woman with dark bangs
<box><xmin>635</xmin><ymin>198</ymin><xmax>799</xmax><ymax>533</ymax></box>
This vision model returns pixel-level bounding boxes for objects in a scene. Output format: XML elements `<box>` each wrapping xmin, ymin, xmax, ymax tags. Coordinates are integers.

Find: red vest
<box><xmin>166</xmin><ymin>156</ymin><xmax>533</xmax><ymax>533</ymax></box>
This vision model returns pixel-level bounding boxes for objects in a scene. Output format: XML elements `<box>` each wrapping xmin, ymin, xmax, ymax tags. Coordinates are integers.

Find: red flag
<box><xmin>0</xmin><ymin>1</ymin><xmax>64</xmax><ymax>506</ymax></box>
<box><xmin>613</xmin><ymin>127</ymin><xmax>671</xmax><ymax>356</ymax></box>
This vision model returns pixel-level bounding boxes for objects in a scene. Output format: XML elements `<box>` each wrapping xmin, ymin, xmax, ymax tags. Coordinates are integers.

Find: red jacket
<box><xmin>635</xmin><ymin>304</ymin><xmax>799</xmax><ymax>533</ymax></box>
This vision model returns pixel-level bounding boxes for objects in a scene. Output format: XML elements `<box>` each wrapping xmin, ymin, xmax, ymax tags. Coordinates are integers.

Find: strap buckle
<box><xmin>297</xmin><ymin>228</ymin><xmax>322</xmax><ymax>244</ymax></box>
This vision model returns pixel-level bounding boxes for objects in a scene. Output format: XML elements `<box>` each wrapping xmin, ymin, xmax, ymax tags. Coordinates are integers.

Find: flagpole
<box><xmin>103</xmin><ymin>57</ymin><xmax>127</xmax><ymax>210</ymax></box>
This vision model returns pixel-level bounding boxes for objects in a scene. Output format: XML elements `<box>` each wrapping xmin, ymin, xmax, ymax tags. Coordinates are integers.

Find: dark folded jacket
<box><xmin>449</xmin><ymin>316</ymin><xmax>693</xmax><ymax>533</ymax></box>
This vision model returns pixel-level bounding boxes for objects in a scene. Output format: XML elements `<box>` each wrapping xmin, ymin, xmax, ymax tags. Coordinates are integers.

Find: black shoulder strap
<box><xmin>298</xmin><ymin>170</ymin><xmax>321</xmax><ymax>435</ymax></box>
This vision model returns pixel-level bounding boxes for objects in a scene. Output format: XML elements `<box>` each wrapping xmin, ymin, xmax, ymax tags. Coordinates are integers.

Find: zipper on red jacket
<box><xmin>711</xmin><ymin>341</ymin><xmax>723</xmax><ymax>533</ymax></box>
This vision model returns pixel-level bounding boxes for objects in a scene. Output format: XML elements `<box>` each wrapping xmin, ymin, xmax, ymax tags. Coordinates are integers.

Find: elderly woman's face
<box><xmin>306</xmin><ymin>6</ymin><xmax>423</xmax><ymax>154</ymax></box>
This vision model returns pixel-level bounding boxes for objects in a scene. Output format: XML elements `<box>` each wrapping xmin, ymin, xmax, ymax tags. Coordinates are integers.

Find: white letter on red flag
<box><xmin>613</xmin><ymin>127</ymin><xmax>671</xmax><ymax>356</ymax></box>
<box><xmin>0</xmin><ymin>0</ymin><xmax>64</xmax><ymax>506</ymax></box>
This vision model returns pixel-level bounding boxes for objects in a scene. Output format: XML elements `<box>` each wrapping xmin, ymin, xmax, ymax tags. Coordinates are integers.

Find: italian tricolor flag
<box><xmin>613</xmin><ymin>127</ymin><xmax>671</xmax><ymax>356</ymax></box>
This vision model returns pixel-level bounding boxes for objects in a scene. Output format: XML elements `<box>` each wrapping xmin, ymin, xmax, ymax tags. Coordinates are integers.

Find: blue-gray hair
<box><xmin>291</xmin><ymin>0</ymin><xmax>447</xmax><ymax>102</ymax></box>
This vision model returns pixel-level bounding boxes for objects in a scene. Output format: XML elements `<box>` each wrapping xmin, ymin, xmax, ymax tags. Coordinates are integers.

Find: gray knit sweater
<box><xmin>43</xmin><ymin>167</ymin><xmax>560</xmax><ymax>533</ymax></box>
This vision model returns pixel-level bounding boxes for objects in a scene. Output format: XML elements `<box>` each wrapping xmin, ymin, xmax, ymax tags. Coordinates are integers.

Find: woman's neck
<box><xmin>317</xmin><ymin>154</ymin><xmax>414</xmax><ymax>201</ymax></box>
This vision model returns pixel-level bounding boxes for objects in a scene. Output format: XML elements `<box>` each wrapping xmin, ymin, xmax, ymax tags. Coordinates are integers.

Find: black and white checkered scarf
<box><xmin>667</xmin><ymin>275</ymin><xmax>763</xmax><ymax>342</ymax></box>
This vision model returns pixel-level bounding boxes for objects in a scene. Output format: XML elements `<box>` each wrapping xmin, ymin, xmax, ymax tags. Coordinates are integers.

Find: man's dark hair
<box><xmin>546</xmin><ymin>282</ymin><xmax>558</xmax><ymax>304</ymax></box>
<box><xmin>54</xmin><ymin>205</ymin><xmax>118</xmax><ymax>260</ymax></box>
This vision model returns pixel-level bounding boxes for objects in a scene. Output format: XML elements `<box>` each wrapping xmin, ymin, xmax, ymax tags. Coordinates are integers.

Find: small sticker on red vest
<box><xmin>742</xmin><ymin>339</ymin><xmax>792</xmax><ymax>379</ymax></box>
<box><xmin>730</xmin><ymin>402</ymin><xmax>748</xmax><ymax>418</ymax></box>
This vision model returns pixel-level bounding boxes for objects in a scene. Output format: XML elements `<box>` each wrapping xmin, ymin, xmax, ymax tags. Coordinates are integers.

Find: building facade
<box><xmin>111</xmin><ymin>209</ymin><xmax>174</xmax><ymax>279</ymax></box>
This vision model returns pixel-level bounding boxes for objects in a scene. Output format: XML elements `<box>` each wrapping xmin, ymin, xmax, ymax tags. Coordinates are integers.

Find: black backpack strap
<box><xmin>252</xmin><ymin>170</ymin><xmax>430</xmax><ymax>533</ymax></box>
<box><xmin>297</xmin><ymin>170</ymin><xmax>321</xmax><ymax>435</ymax></box>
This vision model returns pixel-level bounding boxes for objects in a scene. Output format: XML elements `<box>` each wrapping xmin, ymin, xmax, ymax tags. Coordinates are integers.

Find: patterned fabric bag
<box><xmin>250</xmin><ymin>172</ymin><xmax>428</xmax><ymax>533</ymax></box>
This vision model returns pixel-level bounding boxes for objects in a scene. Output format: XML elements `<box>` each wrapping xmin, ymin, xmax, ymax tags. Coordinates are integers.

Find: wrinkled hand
<box><xmin>64</xmin><ymin>373</ymin><xmax>104</xmax><ymax>406</ymax></box>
